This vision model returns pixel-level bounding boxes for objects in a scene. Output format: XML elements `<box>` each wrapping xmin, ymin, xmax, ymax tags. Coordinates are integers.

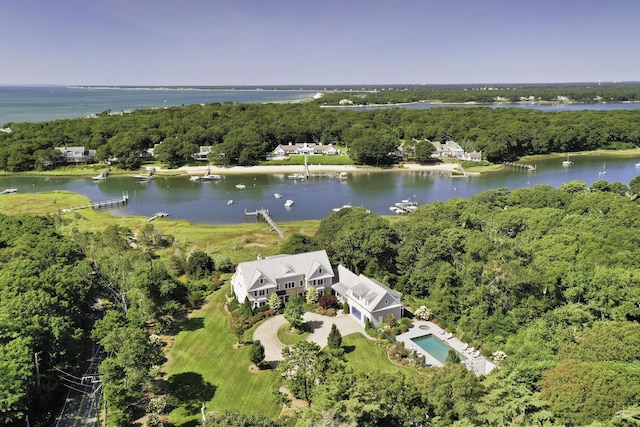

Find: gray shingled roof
<box><xmin>236</xmin><ymin>250</ymin><xmax>334</xmax><ymax>292</ymax></box>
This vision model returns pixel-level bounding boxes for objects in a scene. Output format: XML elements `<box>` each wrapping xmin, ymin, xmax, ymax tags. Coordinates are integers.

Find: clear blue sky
<box><xmin>2</xmin><ymin>0</ymin><xmax>639</xmax><ymax>86</ymax></box>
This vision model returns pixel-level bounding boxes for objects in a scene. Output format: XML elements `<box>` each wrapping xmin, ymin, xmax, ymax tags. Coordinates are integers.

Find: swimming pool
<box><xmin>411</xmin><ymin>334</ymin><xmax>467</xmax><ymax>364</ymax></box>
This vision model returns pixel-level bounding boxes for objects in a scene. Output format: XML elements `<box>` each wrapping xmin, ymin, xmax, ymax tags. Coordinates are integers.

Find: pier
<box><xmin>503</xmin><ymin>161</ymin><xmax>536</xmax><ymax>171</ymax></box>
<box><xmin>245</xmin><ymin>208</ymin><xmax>285</xmax><ymax>238</ymax></box>
<box><xmin>61</xmin><ymin>192</ymin><xmax>129</xmax><ymax>213</ymax></box>
<box><xmin>92</xmin><ymin>167</ymin><xmax>111</xmax><ymax>180</ymax></box>
<box><xmin>147</xmin><ymin>212</ymin><xmax>169</xmax><ymax>222</ymax></box>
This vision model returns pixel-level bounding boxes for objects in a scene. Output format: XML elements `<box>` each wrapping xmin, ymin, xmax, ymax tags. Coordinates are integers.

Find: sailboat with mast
<box><xmin>562</xmin><ymin>153</ymin><xmax>573</xmax><ymax>167</ymax></box>
<box><xmin>598</xmin><ymin>162</ymin><xmax>607</xmax><ymax>176</ymax></box>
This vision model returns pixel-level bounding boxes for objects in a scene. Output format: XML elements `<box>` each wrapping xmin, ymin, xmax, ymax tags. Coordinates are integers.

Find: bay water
<box><xmin>1</xmin><ymin>156</ymin><xmax>639</xmax><ymax>224</ymax></box>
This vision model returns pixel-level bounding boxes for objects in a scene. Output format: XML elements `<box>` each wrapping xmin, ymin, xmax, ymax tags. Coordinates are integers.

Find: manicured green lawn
<box><xmin>277</xmin><ymin>323</ymin><xmax>310</xmax><ymax>345</ymax></box>
<box><xmin>342</xmin><ymin>333</ymin><xmax>418</xmax><ymax>377</ymax></box>
<box><xmin>165</xmin><ymin>283</ymin><xmax>281</xmax><ymax>426</ymax></box>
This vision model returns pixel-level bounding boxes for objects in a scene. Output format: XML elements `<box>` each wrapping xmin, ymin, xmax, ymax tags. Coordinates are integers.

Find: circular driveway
<box><xmin>253</xmin><ymin>311</ymin><xmax>364</xmax><ymax>364</ymax></box>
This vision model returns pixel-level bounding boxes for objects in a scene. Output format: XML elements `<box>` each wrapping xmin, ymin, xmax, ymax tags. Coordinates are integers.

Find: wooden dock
<box><xmin>245</xmin><ymin>208</ymin><xmax>284</xmax><ymax>238</ymax></box>
<box><xmin>61</xmin><ymin>192</ymin><xmax>129</xmax><ymax>213</ymax></box>
<box><xmin>147</xmin><ymin>212</ymin><xmax>169</xmax><ymax>222</ymax></box>
<box><xmin>504</xmin><ymin>162</ymin><xmax>536</xmax><ymax>171</ymax></box>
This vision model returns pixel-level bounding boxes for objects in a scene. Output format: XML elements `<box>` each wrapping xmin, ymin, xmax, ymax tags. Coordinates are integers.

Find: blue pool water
<box><xmin>411</xmin><ymin>334</ymin><xmax>466</xmax><ymax>364</ymax></box>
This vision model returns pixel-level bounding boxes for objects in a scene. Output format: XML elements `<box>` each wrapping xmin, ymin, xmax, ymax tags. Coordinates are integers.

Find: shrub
<box><xmin>147</xmin><ymin>397</ymin><xmax>166</xmax><ymax>414</ymax></box>
<box><xmin>250</xmin><ymin>340</ymin><xmax>266</xmax><ymax>366</ymax></box>
<box><xmin>318</xmin><ymin>294</ymin><xmax>338</xmax><ymax>310</ymax></box>
<box><xmin>414</xmin><ymin>305</ymin><xmax>433</xmax><ymax>321</ymax></box>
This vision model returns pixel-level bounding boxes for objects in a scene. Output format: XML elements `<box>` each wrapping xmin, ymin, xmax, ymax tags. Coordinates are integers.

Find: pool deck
<box><xmin>396</xmin><ymin>320</ymin><xmax>497</xmax><ymax>375</ymax></box>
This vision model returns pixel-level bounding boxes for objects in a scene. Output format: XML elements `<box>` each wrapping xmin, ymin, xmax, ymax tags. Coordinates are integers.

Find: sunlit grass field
<box><xmin>164</xmin><ymin>284</ymin><xmax>282</xmax><ymax>426</ymax></box>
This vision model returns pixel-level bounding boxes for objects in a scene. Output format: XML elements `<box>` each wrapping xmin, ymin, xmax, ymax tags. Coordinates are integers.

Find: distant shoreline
<box><xmin>170</xmin><ymin>162</ymin><xmax>463</xmax><ymax>176</ymax></box>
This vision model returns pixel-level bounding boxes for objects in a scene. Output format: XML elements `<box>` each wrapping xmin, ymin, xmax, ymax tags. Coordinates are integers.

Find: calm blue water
<box><xmin>412</xmin><ymin>334</ymin><xmax>466</xmax><ymax>364</ymax></box>
<box><xmin>1</xmin><ymin>156</ymin><xmax>639</xmax><ymax>224</ymax></box>
<box><xmin>0</xmin><ymin>86</ymin><xmax>319</xmax><ymax>125</ymax></box>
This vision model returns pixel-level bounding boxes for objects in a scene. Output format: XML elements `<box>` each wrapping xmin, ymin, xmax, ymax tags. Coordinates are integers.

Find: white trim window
<box><xmin>284</xmin><ymin>281</ymin><xmax>295</xmax><ymax>289</ymax></box>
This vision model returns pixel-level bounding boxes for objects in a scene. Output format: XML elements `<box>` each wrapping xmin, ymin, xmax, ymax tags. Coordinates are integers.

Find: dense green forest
<box><xmin>2</xmin><ymin>100</ymin><xmax>640</xmax><ymax>171</ymax></box>
<box><xmin>280</xmin><ymin>178</ymin><xmax>640</xmax><ymax>426</ymax></box>
<box><xmin>3</xmin><ymin>176</ymin><xmax>640</xmax><ymax>426</ymax></box>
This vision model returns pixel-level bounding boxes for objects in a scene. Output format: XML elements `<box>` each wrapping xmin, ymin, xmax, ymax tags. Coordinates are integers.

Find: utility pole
<box><xmin>34</xmin><ymin>351</ymin><xmax>41</xmax><ymax>389</ymax></box>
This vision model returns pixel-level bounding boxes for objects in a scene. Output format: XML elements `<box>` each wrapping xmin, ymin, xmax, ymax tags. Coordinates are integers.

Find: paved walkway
<box><xmin>253</xmin><ymin>311</ymin><xmax>363</xmax><ymax>365</ymax></box>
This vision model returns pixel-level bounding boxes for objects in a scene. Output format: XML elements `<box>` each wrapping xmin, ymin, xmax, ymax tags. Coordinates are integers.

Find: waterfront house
<box><xmin>332</xmin><ymin>265</ymin><xmax>403</xmax><ymax>327</ymax></box>
<box><xmin>231</xmin><ymin>250</ymin><xmax>334</xmax><ymax>309</ymax></box>
<box><xmin>271</xmin><ymin>142</ymin><xmax>339</xmax><ymax>157</ymax></box>
<box><xmin>192</xmin><ymin>145</ymin><xmax>212</xmax><ymax>160</ymax></box>
<box><xmin>54</xmin><ymin>146</ymin><xmax>96</xmax><ymax>164</ymax></box>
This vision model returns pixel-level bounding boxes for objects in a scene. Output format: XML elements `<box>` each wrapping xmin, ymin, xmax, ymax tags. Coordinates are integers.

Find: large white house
<box><xmin>231</xmin><ymin>250</ymin><xmax>334</xmax><ymax>309</ymax></box>
<box><xmin>332</xmin><ymin>265</ymin><xmax>403</xmax><ymax>327</ymax></box>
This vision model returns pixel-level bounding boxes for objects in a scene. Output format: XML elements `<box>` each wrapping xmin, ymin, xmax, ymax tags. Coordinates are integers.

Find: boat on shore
<box><xmin>332</xmin><ymin>204</ymin><xmax>352</xmax><ymax>212</ymax></box>
<box><xmin>284</xmin><ymin>199</ymin><xmax>294</xmax><ymax>208</ymax></box>
<box><xmin>1</xmin><ymin>188</ymin><xmax>17</xmax><ymax>194</ymax></box>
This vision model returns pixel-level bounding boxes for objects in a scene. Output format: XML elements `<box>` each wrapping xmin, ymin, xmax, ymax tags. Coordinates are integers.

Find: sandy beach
<box><xmin>173</xmin><ymin>163</ymin><xmax>462</xmax><ymax>176</ymax></box>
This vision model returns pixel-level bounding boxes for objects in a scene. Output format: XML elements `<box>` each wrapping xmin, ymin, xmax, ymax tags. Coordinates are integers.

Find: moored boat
<box><xmin>235</xmin><ymin>183</ymin><xmax>246</xmax><ymax>189</ymax></box>
<box><xmin>274</xmin><ymin>193</ymin><xmax>283</xmax><ymax>199</ymax></box>
<box><xmin>287</xmin><ymin>173</ymin><xmax>305</xmax><ymax>180</ymax></box>
<box><xmin>284</xmin><ymin>199</ymin><xmax>294</xmax><ymax>208</ymax></box>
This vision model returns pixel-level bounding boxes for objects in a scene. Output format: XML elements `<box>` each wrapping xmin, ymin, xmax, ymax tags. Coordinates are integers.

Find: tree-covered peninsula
<box><xmin>2</xmin><ymin>98</ymin><xmax>640</xmax><ymax>171</ymax></box>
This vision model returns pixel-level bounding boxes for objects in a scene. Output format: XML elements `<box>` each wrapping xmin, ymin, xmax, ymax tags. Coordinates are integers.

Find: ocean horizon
<box><xmin>0</xmin><ymin>85</ymin><xmax>320</xmax><ymax>125</ymax></box>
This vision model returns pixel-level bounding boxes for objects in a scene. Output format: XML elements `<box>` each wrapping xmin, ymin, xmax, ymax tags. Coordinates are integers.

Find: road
<box><xmin>53</xmin><ymin>344</ymin><xmax>106</xmax><ymax>427</ymax></box>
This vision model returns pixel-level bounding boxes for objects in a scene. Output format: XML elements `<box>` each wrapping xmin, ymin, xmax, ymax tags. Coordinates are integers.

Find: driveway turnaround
<box><xmin>253</xmin><ymin>311</ymin><xmax>363</xmax><ymax>365</ymax></box>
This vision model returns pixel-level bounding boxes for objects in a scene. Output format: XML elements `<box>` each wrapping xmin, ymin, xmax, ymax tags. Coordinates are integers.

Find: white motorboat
<box><xmin>287</xmin><ymin>173</ymin><xmax>305</xmax><ymax>180</ymax></box>
<box><xmin>235</xmin><ymin>184</ymin><xmax>246</xmax><ymax>189</ymax></box>
<box><xmin>227</xmin><ymin>200</ymin><xmax>234</xmax><ymax>206</ymax></box>
<box><xmin>189</xmin><ymin>176</ymin><xmax>201</xmax><ymax>182</ymax></box>
<box><xmin>1</xmin><ymin>188</ymin><xmax>17</xmax><ymax>194</ymax></box>
<box><xmin>635</xmin><ymin>162</ymin><xmax>640</xmax><ymax>168</ymax></box>
<box><xmin>274</xmin><ymin>193</ymin><xmax>283</xmax><ymax>199</ymax></box>
<box><xmin>284</xmin><ymin>199</ymin><xmax>294</xmax><ymax>208</ymax></box>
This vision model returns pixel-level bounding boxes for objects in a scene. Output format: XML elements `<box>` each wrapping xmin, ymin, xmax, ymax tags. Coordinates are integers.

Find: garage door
<box><xmin>351</xmin><ymin>306</ymin><xmax>362</xmax><ymax>322</ymax></box>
